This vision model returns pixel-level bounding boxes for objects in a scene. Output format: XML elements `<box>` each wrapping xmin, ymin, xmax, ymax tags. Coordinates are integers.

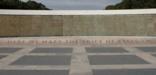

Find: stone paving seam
<box><xmin>88</xmin><ymin>53</ymin><xmax>137</xmax><ymax>56</ymax></box>
<box><xmin>0</xmin><ymin>65</ymin><xmax>69</xmax><ymax>70</ymax></box>
<box><xmin>124</xmin><ymin>47</ymin><xmax>156</xmax><ymax>64</ymax></box>
<box><xmin>0</xmin><ymin>47</ymin><xmax>35</xmax><ymax>69</ymax></box>
<box><xmin>26</xmin><ymin>53</ymin><xmax>72</xmax><ymax>56</ymax></box>
<box><xmin>69</xmin><ymin>47</ymin><xmax>93</xmax><ymax>75</ymax></box>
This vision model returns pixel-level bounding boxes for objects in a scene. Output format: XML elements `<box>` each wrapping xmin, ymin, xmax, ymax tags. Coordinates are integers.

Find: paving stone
<box><xmin>137</xmin><ymin>47</ymin><xmax>156</xmax><ymax>52</ymax></box>
<box><xmin>0</xmin><ymin>55</ymin><xmax>6</xmax><ymax>59</ymax></box>
<box><xmin>31</xmin><ymin>48</ymin><xmax>73</xmax><ymax>53</ymax></box>
<box><xmin>11</xmin><ymin>55</ymin><xmax>71</xmax><ymax>65</ymax></box>
<box><xmin>88</xmin><ymin>55</ymin><xmax>149</xmax><ymax>65</ymax></box>
<box><xmin>0</xmin><ymin>48</ymin><xmax>21</xmax><ymax>53</ymax></box>
<box><xmin>86</xmin><ymin>47</ymin><xmax>128</xmax><ymax>53</ymax></box>
<box><xmin>0</xmin><ymin>70</ymin><xmax>69</xmax><ymax>75</ymax></box>
<box><xmin>93</xmin><ymin>69</ymin><xmax>156</xmax><ymax>75</ymax></box>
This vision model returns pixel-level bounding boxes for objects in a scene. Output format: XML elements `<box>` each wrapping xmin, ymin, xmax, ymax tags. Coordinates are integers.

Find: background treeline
<box><xmin>0</xmin><ymin>0</ymin><xmax>49</xmax><ymax>10</ymax></box>
<box><xmin>106</xmin><ymin>0</ymin><xmax>156</xmax><ymax>10</ymax></box>
<box><xmin>0</xmin><ymin>0</ymin><xmax>156</xmax><ymax>10</ymax></box>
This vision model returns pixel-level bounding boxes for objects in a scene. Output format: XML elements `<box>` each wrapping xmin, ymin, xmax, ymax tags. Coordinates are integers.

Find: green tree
<box><xmin>0</xmin><ymin>0</ymin><xmax>49</xmax><ymax>10</ymax></box>
<box><xmin>106</xmin><ymin>0</ymin><xmax>156</xmax><ymax>10</ymax></box>
<box><xmin>25</xmin><ymin>0</ymin><xmax>49</xmax><ymax>10</ymax></box>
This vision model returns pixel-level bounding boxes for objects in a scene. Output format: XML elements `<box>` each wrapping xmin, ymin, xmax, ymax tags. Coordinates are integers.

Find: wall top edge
<box><xmin>0</xmin><ymin>9</ymin><xmax>156</xmax><ymax>15</ymax></box>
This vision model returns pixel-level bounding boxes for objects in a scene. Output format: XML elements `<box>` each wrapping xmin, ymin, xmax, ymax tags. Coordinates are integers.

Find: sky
<box><xmin>22</xmin><ymin>0</ymin><xmax>122</xmax><ymax>10</ymax></box>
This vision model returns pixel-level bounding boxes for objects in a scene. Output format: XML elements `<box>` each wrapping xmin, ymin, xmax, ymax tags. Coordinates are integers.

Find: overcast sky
<box><xmin>22</xmin><ymin>0</ymin><xmax>121</xmax><ymax>10</ymax></box>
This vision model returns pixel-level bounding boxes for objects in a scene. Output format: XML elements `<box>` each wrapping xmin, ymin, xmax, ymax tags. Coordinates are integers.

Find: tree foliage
<box><xmin>106</xmin><ymin>0</ymin><xmax>156</xmax><ymax>10</ymax></box>
<box><xmin>0</xmin><ymin>0</ymin><xmax>49</xmax><ymax>10</ymax></box>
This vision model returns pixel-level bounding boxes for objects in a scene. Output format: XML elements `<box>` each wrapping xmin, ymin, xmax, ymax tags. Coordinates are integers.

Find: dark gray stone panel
<box><xmin>11</xmin><ymin>55</ymin><xmax>71</xmax><ymax>65</ymax></box>
<box><xmin>0</xmin><ymin>48</ymin><xmax>21</xmax><ymax>53</ymax></box>
<box><xmin>93</xmin><ymin>69</ymin><xmax>156</xmax><ymax>75</ymax></box>
<box><xmin>88</xmin><ymin>55</ymin><xmax>149</xmax><ymax>65</ymax></box>
<box><xmin>31</xmin><ymin>48</ymin><xmax>73</xmax><ymax>53</ymax></box>
<box><xmin>86</xmin><ymin>47</ymin><xmax>128</xmax><ymax>53</ymax></box>
<box><xmin>137</xmin><ymin>47</ymin><xmax>156</xmax><ymax>52</ymax></box>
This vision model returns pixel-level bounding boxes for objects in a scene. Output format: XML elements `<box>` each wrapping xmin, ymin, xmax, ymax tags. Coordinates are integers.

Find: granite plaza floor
<box><xmin>0</xmin><ymin>46</ymin><xmax>156</xmax><ymax>75</ymax></box>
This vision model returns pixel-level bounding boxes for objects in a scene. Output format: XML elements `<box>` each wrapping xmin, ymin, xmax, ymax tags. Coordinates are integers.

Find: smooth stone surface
<box><xmin>11</xmin><ymin>55</ymin><xmax>71</xmax><ymax>65</ymax></box>
<box><xmin>86</xmin><ymin>47</ymin><xmax>128</xmax><ymax>53</ymax></box>
<box><xmin>0</xmin><ymin>55</ymin><xmax>6</xmax><ymax>59</ymax></box>
<box><xmin>152</xmin><ymin>54</ymin><xmax>156</xmax><ymax>57</ymax></box>
<box><xmin>31</xmin><ymin>48</ymin><xmax>73</xmax><ymax>53</ymax></box>
<box><xmin>137</xmin><ymin>47</ymin><xmax>156</xmax><ymax>52</ymax></box>
<box><xmin>0</xmin><ymin>48</ymin><xmax>21</xmax><ymax>53</ymax></box>
<box><xmin>0</xmin><ymin>70</ymin><xmax>69</xmax><ymax>75</ymax></box>
<box><xmin>88</xmin><ymin>55</ymin><xmax>149</xmax><ymax>65</ymax></box>
<box><xmin>93</xmin><ymin>69</ymin><xmax>156</xmax><ymax>75</ymax></box>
